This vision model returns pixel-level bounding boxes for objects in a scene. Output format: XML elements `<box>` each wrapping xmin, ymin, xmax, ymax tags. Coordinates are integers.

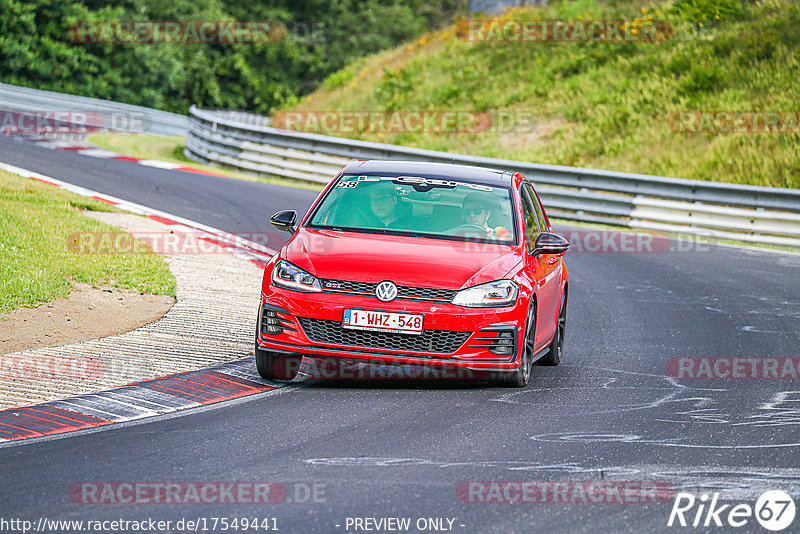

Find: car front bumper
<box><xmin>257</xmin><ymin>288</ymin><xmax>526</xmax><ymax>371</ymax></box>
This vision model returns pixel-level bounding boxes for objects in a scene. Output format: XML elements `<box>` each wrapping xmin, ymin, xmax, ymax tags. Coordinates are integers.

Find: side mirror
<box><xmin>270</xmin><ymin>210</ymin><xmax>297</xmax><ymax>234</ymax></box>
<box><xmin>532</xmin><ymin>232</ymin><xmax>570</xmax><ymax>257</ymax></box>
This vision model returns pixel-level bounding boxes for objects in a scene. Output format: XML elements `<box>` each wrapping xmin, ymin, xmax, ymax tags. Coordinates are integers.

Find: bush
<box><xmin>680</xmin><ymin>62</ymin><xmax>726</xmax><ymax>94</ymax></box>
<box><xmin>670</xmin><ymin>0</ymin><xmax>748</xmax><ymax>26</ymax></box>
<box><xmin>0</xmin><ymin>0</ymin><xmax>469</xmax><ymax>114</ymax></box>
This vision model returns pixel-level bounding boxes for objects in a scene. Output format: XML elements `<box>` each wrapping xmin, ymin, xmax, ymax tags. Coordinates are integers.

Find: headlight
<box><xmin>270</xmin><ymin>260</ymin><xmax>321</xmax><ymax>292</ymax></box>
<box><xmin>451</xmin><ymin>280</ymin><xmax>518</xmax><ymax>308</ymax></box>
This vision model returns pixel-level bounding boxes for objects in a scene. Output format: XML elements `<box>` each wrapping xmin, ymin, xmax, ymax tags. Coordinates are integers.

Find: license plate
<box><xmin>343</xmin><ymin>309</ymin><xmax>423</xmax><ymax>335</ymax></box>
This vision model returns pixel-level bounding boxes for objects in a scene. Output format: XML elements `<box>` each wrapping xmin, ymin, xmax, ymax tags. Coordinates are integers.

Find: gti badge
<box><xmin>375</xmin><ymin>281</ymin><xmax>398</xmax><ymax>302</ymax></box>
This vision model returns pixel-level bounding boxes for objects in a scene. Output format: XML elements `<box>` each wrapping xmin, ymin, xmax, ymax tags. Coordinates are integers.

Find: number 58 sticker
<box><xmin>756</xmin><ymin>490</ymin><xmax>796</xmax><ymax>531</ymax></box>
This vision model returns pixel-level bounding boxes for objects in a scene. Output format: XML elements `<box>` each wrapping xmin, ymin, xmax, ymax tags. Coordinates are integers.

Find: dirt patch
<box><xmin>498</xmin><ymin>117</ymin><xmax>568</xmax><ymax>152</ymax></box>
<box><xmin>0</xmin><ymin>283</ymin><xmax>175</xmax><ymax>355</ymax></box>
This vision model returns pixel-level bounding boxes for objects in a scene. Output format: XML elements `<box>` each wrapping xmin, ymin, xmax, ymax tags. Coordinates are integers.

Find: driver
<box><xmin>359</xmin><ymin>180</ymin><xmax>413</xmax><ymax>229</ymax></box>
<box><xmin>462</xmin><ymin>193</ymin><xmax>493</xmax><ymax>232</ymax></box>
<box><xmin>369</xmin><ymin>182</ymin><xmax>400</xmax><ymax>226</ymax></box>
<box><xmin>460</xmin><ymin>193</ymin><xmax>511</xmax><ymax>239</ymax></box>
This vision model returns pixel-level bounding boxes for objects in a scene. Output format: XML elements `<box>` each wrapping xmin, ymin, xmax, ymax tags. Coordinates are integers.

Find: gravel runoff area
<box><xmin>0</xmin><ymin>212</ymin><xmax>264</xmax><ymax>410</ymax></box>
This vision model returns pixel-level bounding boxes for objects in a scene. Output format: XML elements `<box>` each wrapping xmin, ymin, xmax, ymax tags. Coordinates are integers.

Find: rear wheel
<box><xmin>540</xmin><ymin>292</ymin><xmax>566</xmax><ymax>366</ymax></box>
<box><xmin>488</xmin><ymin>303</ymin><xmax>535</xmax><ymax>388</ymax></box>
<box><xmin>255</xmin><ymin>334</ymin><xmax>301</xmax><ymax>381</ymax></box>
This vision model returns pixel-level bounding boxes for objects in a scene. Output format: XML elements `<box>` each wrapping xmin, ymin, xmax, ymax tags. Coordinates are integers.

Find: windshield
<box><xmin>307</xmin><ymin>174</ymin><xmax>517</xmax><ymax>243</ymax></box>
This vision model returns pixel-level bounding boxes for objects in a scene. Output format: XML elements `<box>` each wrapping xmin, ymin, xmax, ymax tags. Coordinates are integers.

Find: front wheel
<box><xmin>255</xmin><ymin>336</ymin><xmax>301</xmax><ymax>381</ymax></box>
<box><xmin>488</xmin><ymin>304</ymin><xmax>535</xmax><ymax>388</ymax></box>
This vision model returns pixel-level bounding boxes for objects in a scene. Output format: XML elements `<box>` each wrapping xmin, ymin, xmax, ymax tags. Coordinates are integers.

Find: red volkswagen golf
<box><xmin>256</xmin><ymin>161</ymin><xmax>569</xmax><ymax>387</ymax></box>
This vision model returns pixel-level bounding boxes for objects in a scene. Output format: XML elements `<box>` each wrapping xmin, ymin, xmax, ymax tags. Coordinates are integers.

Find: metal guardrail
<box><xmin>185</xmin><ymin>106</ymin><xmax>800</xmax><ymax>247</ymax></box>
<box><xmin>0</xmin><ymin>83</ymin><xmax>188</xmax><ymax>136</ymax></box>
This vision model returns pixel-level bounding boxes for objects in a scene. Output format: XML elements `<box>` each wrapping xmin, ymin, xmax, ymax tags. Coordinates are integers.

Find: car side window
<box><xmin>527</xmin><ymin>183</ymin><xmax>549</xmax><ymax>233</ymax></box>
<box><xmin>520</xmin><ymin>184</ymin><xmax>540</xmax><ymax>252</ymax></box>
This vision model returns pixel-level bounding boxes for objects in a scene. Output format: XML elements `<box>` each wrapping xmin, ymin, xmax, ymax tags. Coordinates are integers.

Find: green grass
<box><xmin>88</xmin><ymin>133</ymin><xmax>324</xmax><ymax>191</ymax></box>
<box><xmin>286</xmin><ymin>0</ymin><xmax>800</xmax><ymax>188</ymax></box>
<box><xmin>0</xmin><ymin>169</ymin><xmax>176</xmax><ymax>313</ymax></box>
<box><xmin>89</xmin><ymin>133</ymin><xmax>189</xmax><ymax>166</ymax></box>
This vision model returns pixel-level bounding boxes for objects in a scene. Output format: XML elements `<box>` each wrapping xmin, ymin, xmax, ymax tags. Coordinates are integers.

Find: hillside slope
<box><xmin>282</xmin><ymin>0</ymin><xmax>800</xmax><ymax>188</ymax></box>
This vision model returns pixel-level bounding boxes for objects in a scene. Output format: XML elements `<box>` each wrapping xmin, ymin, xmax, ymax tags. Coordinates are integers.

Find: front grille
<box><xmin>297</xmin><ymin>317</ymin><xmax>470</xmax><ymax>354</ymax></box>
<box><xmin>397</xmin><ymin>284</ymin><xmax>456</xmax><ymax>301</ymax></box>
<box><xmin>320</xmin><ymin>279</ymin><xmax>457</xmax><ymax>301</ymax></box>
<box><xmin>321</xmin><ymin>280</ymin><xmax>375</xmax><ymax>293</ymax></box>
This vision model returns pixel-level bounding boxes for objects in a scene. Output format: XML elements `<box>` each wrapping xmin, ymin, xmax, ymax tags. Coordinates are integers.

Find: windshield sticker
<box><xmin>343</xmin><ymin>175</ymin><xmax>493</xmax><ymax>192</ymax></box>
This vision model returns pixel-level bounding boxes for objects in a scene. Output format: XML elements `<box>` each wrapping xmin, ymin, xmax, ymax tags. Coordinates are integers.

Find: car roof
<box><xmin>345</xmin><ymin>160</ymin><xmax>514</xmax><ymax>186</ymax></box>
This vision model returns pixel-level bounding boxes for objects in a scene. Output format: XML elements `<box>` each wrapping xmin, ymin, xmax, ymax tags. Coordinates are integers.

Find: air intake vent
<box><xmin>298</xmin><ymin>317</ymin><xmax>469</xmax><ymax>354</ymax></box>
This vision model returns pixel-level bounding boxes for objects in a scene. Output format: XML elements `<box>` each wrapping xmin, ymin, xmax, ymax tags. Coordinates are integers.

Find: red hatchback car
<box><xmin>256</xmin><ymin>161</ymin><xmax>569</xmax><ymax>387</ymax></box>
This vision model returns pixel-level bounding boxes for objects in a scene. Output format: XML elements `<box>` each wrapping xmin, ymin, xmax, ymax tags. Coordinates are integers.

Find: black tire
<box><xmin>255</xmin><ymin>334</ymin><xmax>301</xmax><ymax>381</ymax></box>
<box><xmin>540</xmin><ymin>291</ymin><xmax>566</xmax><ymax>366</ymax></box>
<box><xmin>488</xmin><ymin>303</ymin><xmax>535</xmax><ymax>388</ymax></box>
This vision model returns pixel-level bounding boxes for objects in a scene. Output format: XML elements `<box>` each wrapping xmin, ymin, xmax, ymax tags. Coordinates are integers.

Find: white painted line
<box><xmin>76</xmin><ymin>148</ymin><xmax>120</xmax><ymax>159</ymax></box>
<box><xmin>33</xmin><ymin>141</ymin><xmax>67</xmax><ymax>149</ymax></box>
<box><xmin>101</xmin><ymin>390</ymin><xmax>193</xmax><ymax>414</ymax></box>
<box><xmin>213</xmin><ymin>358</ymin><xmax>274</xmax><ymax>385</ymax></box>
<box><xmin>106</xmin><ymin>387</ymin><xmax>200</xmax><ymax>411</ymax></box>
<box><xmin>72</xmin><ymin>394</ymin><xmax>164</xmax><ymax>420</ymax></box>
<box><xmin>50</xmin><ymin>397</ymin><xmax>156</xmax><ymax>422</ymax></box>
<box><xmin>42</xmin><ymin>140</ymin><xmax>90</xmax><ymax>149</ymax></box>
<box><xmin>138</xmin><ymin>159</ymin><xmax>183</xmax><ymax>170</ymax></box>
<box><xmin>48</xmin><ymin>400</ymin><xmax>123</xmax><ymax>421</ymax></box>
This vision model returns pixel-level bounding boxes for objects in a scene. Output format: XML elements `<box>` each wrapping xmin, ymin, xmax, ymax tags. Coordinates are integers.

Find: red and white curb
<box><xmin>0</xmin><ymin>160</ymin><xmax>288</xmax><ymax>443</ymax></box>
<box><xmin>0</xmin><ymin>161</ymin><xmax>276</xmax><ymax>268</ymax></box>
<box><xmin>0</xmin><ymin>358</ymin><xmax>280</xmax><ymax>443</ymax></box>
<box><xmin>27</xmin><ymin>137</ymin><xmax>229</xmax><ymax>177</ymax></box>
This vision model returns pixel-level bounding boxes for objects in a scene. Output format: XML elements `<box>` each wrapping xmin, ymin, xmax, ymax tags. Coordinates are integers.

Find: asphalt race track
<box><xmin>2</xmin><ymin>136</ymin><xmax>800</xmax><ymax>533</ymax></box>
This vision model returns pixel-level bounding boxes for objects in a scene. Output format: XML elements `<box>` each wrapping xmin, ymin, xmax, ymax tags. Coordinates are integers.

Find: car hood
<box><xmin>283</xmin><ymin>228</ymin><xmax>522</xmax><ymax>290</ymax></box>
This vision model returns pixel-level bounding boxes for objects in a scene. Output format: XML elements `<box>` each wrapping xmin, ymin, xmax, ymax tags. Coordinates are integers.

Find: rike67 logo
<box><xmin>668</xmin><ymin>490</ymin><xmax>796</xmax><ymax>531</ymax></box>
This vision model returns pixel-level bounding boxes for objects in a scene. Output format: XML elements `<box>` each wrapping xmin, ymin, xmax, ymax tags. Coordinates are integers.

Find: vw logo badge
<box><xmin>375</xmin><ymin>281</ymin><xmax>398</xmax><ymax>302</ymax></box>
